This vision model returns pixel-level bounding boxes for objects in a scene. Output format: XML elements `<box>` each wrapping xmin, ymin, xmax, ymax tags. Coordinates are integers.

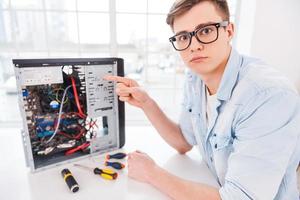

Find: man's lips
<box><xmin>190</xmin><ymin>56</ymin><xmax>208</xmax><ymax>63</ymax></box>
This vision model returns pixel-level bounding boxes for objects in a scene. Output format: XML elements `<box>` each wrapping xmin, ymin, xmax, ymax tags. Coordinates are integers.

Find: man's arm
<box><xmin>128</xmin><ymin>151</ymin><xmax>221</xmax><ymax>200</ymax></box>
<box><xmin>220</xmin><ymin>89</ymin><xmax>300</xmax><ymax>199</ymax></box>
<box><xmin>141</xmin><ymin>98</ymin><xmax>192</xmax><ymax>153</ymax></box>
<box><xmin>150</xmin><ymin>165</ymin><xmax>220</xmax><ymax>200</ymax></box>
<box><xmin>104</xmin><ymin>75</ymin><xmax>192</xmax><ymax>153</ymax></box>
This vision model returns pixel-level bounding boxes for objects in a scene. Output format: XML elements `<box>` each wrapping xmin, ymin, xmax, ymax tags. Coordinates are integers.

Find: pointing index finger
<box><xmin>104</xmin><ymin>75</ymin><xmax>131</xmax><ymax>86</ymax></box>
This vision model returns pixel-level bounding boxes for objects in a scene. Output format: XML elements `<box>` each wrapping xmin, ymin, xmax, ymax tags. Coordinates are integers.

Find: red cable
<box><xmin>74</xmin><ymin>129</ymin><xmax>86</xmax><ymax>139</ymax></box>
<box><xmin>89</xmin><ymin>119</ymin><xmax>98</xmax><ymax>129</ymax></box>
<box><xmin>58</xmin><ymin>127</ymin><xmax>86</xmax><ymax>139</ymax></box>
<box><xmin>58</xmin><ymin>131</ymin><xmax>75</xmax><ymax>139</ymax></box>
<box><xmin>70</xmin><ymin>77</ymin><xmax>86</xmax><ymax>118</ymax></box>
<box><xmin>65</xmin><ymin>142</ymin><xmax>90</xmax><ymax>156</ymax></box>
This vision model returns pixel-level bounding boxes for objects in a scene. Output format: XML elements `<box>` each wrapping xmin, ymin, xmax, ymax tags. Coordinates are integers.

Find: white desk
<box><xmin>0</xmin><ymin>126</ymin><xmax>219</xmax><ymax>200</ymax></box>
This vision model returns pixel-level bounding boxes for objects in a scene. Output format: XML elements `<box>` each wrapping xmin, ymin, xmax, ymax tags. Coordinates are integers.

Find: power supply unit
<box><xmin>13</xmin><ymin>58</ymin><xmax>125</xmax><ymax>172</ymax></box>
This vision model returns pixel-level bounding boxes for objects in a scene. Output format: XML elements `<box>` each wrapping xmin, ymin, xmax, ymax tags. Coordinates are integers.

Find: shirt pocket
<box><xmin>209</xmin><ymin>133</ymin><xmax>233</xmax><ymax>185</ymax></box>
<box><xmin>211</xmin><ymin>105</ymin><xmax>236</xmax><ymax>151</ymax></box>
<box><xmin>209</xmin><ymin>133</ymin><xmax>232</xmax><ymax>151</ymax></box>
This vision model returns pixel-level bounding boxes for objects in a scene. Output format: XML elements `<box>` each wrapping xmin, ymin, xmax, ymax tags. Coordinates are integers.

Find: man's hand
<box><xmin>105</xmin><ymin>75</ymin><xmax>192</xmax><ymax>154</ymax></box>
<box><xmin>127</xmin><ymin>150</ymin><xmax>221</xmax><ymax>200</ymax></box>
<box><xmin>127</xmin><ymin>150</ymin><xmax>157</xmax><ymax>183</ymax></box>
<box><xmin>104</xmin><ymin>75</ymin><xmax>152</xmax><ymax>109</ymax></box>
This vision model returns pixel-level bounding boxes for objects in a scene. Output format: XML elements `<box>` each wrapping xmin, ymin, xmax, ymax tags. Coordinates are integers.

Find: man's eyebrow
<box><xmin>194</xmin><ymin>21</ymin><xmax>217</xmax><ymax>30</ymax></box>
<box><xmin>174</xmin><ymin>30</ymin><xmax>189</xmax><ymax>36</ymax></box>
<box><xmin>174</xmin><ymin>21</ymin><xmax>218</xmax><ymax>35</ymax></box>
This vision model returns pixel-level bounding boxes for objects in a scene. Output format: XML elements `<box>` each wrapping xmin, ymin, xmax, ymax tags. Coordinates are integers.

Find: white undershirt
<box><xmin>206</xmin><ymin>87</ymin><xmax>217</xmax><ymax>128</ymax></box>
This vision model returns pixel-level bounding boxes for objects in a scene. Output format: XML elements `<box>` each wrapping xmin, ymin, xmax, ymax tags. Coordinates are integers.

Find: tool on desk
<box><xmin>74</xmin><ymin>164</ymin><xmax>118</xmax><ymax>180</ymax></box>
<box><xmin>65</xmin><ymin>142</ymin><xmax>90</xmax><ymax>156</ymax></box>
<box><xmin>106</xmin><ymin>152</ymin><xmax>127</xmax><ymax>160</ymax></box>
<box><xmin>61</xmin><ymin>168</ymin><xmax>80</xmax><ymax>193</ymax></box>
<box><xmin>105</xmin><ymin>161</ymin><xmax>125</xmax><ymax>170</ymax></box>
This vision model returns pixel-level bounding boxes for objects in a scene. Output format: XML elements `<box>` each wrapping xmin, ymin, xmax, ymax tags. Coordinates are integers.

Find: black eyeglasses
<box><xmin>169</xmin><ymin>21</ymin><xmax>229</xmax><ymax>51</ymax></box>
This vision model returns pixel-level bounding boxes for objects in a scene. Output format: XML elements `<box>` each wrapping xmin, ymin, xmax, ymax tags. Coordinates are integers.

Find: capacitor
<box><xmin>61</xmin><ymin>168</ymin><xmax>79</xmax><ymax>193</ymax></box>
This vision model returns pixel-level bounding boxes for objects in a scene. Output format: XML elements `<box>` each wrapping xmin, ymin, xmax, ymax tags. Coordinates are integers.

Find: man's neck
<box><xmin>202</xmin><ymin>48</ymin><xmax>232</xmax><ymax>95</ymax></box>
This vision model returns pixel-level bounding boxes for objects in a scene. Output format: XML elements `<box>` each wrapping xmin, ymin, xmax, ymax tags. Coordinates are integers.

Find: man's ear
<box><xmin>226</xmin><ymin>23</ymin><xmax>235</xmax><ymax>41</ymax></box>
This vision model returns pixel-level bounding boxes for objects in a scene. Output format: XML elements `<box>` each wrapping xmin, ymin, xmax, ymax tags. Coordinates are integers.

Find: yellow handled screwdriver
<box><xmin>74</xmin><ymin>164</ymin><xmax>118</xmax><ymax>180</ymax></box>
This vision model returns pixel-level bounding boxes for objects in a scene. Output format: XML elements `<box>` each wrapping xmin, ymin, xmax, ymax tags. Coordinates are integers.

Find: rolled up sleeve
<box><xmin>219</xmin><ymin>89</ymin><xmax>300</xmax><ymax>200</ymax></box>
<box><xmin>220</xmin><ymin>180</ymin><xmax>255</xmax><ymax>199</ymax></box>
<box><xmin>178</xmin><ymin>76</ymin><xmax>197</xmax><ymax>146</ymax></box>
<box><xmin>179</xmin><ymin>105</ymin><xmax>197</xmax><ymax>146</ymax></box>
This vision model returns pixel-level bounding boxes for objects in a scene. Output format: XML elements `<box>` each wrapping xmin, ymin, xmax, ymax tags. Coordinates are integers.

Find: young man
<box><xmin>105</xmin><ymin>0</ymin><xmax>300</xmax><ymax>199</ymax></box>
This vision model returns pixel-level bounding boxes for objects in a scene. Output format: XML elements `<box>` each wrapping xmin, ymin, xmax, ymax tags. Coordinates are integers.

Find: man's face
<box><xmin>172</xmin><ymin>1</ymin><xmax>234</xmax><ymax>76</ymax></box>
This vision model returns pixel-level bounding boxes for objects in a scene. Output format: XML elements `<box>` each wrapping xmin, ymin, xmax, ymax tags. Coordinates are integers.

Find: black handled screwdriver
<box><xmin>61</xmin><ymin>168</ymin><xmax>80</xmax><ymax>193</ymax></box>
<box><xmin>105</xmin><ymin>161</ymin><xmax>125</xmax><ymax>170</ymax></box>
<box><xmin>106</xmin><ymin>152</ymin><xmax>127</xmax><ymax>160</ymax></box>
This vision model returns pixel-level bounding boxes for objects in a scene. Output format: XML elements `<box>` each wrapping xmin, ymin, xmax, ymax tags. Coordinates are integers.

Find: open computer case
<box><xmin>13</xmin><ymin>58</ymin><xmax>125</xmax><ymax>172</ymax></box>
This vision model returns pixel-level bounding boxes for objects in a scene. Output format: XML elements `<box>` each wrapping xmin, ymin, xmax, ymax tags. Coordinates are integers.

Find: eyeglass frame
<box><xmin>169</xmin><ymin>21</ymin><xmax>229</xmax><ymax>51</ymax></box>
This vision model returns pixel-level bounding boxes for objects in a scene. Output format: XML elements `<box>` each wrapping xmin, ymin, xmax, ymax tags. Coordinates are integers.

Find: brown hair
<box><xmin>166</xmin><ymin>0</ymin><xmax>230</xmax><ymax>29</ymax></box>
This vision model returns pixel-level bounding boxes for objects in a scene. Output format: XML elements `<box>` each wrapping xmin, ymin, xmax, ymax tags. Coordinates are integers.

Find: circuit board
<box><xmin>13</xmin><ymin>58</ymin><xmax>125</xmax><ymax>171</ymax></box>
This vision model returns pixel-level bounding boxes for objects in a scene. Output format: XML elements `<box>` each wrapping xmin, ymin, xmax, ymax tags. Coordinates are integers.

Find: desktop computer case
<box><xmin>13</xmin><ymin>58</ymin><xmax>125</xmax><ymax>172</ymax></box>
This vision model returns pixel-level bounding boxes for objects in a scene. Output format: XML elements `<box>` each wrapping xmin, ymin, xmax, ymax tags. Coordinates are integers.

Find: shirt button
<box><xmin>188</xmin><ymin>109</ymin><xmax>192</xmax><ymax>112</ymax></box>
<box><xmin>214</xmin><ymin>143</ymin><xmax>218</xmax><ymax>149</ymax></box>
<box><xmin>210</xmin><ymin>157</ymin><xmax>213</xmax><ymax>162</ymax></box>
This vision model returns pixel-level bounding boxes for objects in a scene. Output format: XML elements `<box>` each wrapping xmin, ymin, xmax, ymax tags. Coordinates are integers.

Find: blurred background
<box><xmin>0</xmin><ymin>0</ymin><xmax>300</xmax><ymax>127</ymax></box>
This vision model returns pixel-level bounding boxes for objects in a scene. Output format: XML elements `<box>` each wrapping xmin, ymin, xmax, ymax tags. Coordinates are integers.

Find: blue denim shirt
<box><xmin>179</xmin><ymin>49</ymin><xmax>300</xmax><ymax>199</ymax></box>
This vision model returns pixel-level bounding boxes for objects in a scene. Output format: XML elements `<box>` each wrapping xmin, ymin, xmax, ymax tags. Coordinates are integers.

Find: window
<box><xmin>0</xmin><ymin>0</ymin><xmax>238</xmax><ymax>125</ymax></box>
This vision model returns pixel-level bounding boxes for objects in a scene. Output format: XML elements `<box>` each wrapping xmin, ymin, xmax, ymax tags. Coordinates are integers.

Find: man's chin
<box><xmin>188</xmin><ymin>63</ymin><xmax>212</xmax><ymax>75</ymax></box>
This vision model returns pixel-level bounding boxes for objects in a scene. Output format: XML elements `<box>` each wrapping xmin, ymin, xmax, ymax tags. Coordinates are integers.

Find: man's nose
<box><xmin>189</xmin><ymin>35</ymin><xmax>204</xmax><ymax>52</ymax></box>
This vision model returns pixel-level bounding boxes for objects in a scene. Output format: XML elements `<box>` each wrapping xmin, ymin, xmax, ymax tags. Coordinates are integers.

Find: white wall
<box><xmin>234</xmin><ymin>0</ymin><xmax>256</xmax><ymax>55</ymax></box>
<box><xmin>250</xmin><ymin>0</ymin><xmax>300</xmax><ymax>92</ymax></box>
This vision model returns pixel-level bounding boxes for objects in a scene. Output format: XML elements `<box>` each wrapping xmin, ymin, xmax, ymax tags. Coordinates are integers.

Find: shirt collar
<box><xmin>216</xmin><ymin>48</ymin><xmax>242</xmax><ymax>101</ymax></box>
<box><xmin>186</xmin><ymin>48</ymin><xmax>242</xmax><ymax>101</ymax></box>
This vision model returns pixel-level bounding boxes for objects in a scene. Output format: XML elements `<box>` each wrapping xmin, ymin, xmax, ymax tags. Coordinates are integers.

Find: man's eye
<box><xmin>199</xmin><ymin>27</ymin><xmax>213</xmax><ymax>35</ymax></box>
<box><xmin>177</xmin><ymin>34</ymin><xmax>189</xmax><ymax>41</ymax></box>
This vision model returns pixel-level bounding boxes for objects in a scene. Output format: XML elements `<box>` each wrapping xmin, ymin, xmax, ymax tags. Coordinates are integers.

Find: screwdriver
<box><xmin>105</xmin><ymin>161</ymin><xmax>125</xmax><ymax>170</ymax></box>
<box><xmin>61</xmin><ymin>168</ymin><xmax>80</xmax><ymax>193</ymax></box>
<box><xmin>106</xmin><ymin>152</ymin><xmax>127</xmax><ymax>160</ymax></box>
<box><xmin>74</xmin><ymin>164</ymin><xmax>118</xmax><ymax>180</ymax></box>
